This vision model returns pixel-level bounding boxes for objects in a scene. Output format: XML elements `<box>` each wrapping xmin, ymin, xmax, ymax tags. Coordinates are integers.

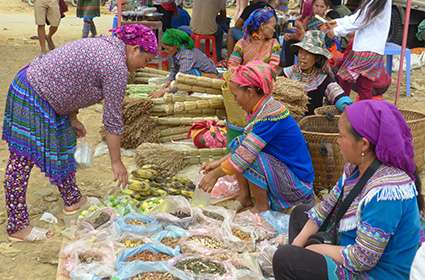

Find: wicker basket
<box><xmin>400</xmin><ymin>110</ymin><xmax>425</xmax><ymax>172</ymax></box>
<box><xmin>299</xmin><ymin>115</ymin><xmax>344</xmax><ymax>191</ymax></box>
<box><xmin>313</xmin><ymin>105</ymin><xmax>340</xmax><ymax>117</ymax></box>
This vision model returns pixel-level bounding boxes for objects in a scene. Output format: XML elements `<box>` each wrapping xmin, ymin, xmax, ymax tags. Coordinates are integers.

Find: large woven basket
<box><xmin>299</xmin><ymin>115</ymin><xmax>344</xmax><ymax>191</ymax></box>
<box><xmin>400</xmin><ymin>110</ymin><xmax>425</xmax><ymax>172</ymax></box>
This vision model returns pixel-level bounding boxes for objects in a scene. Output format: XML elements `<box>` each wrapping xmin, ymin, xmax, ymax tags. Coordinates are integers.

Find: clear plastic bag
<box><xmin>193</xmin><ymin>205</ymin><xmax>235</xmax><ymax>225</ymax></box>
<box><xmin>74</xmin><ymin>138</ymin><xmax>93</xmax><ymax>169</ymax></box>
<box><xmin>151</xmin><ymin>196</ymin><xmax>195</xmax><ymax>229</ymax></box>
<box><xmin>115</xmin><ymin>213</ymin><xmax>162</xmax><ymax>236</ymax></box>
<box><xmin>116</xmin><ymin>243</ymin><xmax>181</xmax><ymax>268</ymax></box>
<box><xmin>60</xmin><ymin>238</ymin><xmax>115</xmax><ymax>280</ymax></box>
<box><xmin>255</xmin><ymin>237</ymin><xmax>282</xmax><ymax>278</ymax></box>
<box><xmin>232</xmin><ymin>211</ymin><xmax>276</xmax><ymax>242</ymax></box>
<box><xmin>222</xmin><ymin>221</ymin><xmax>256</xmax><ymax>253</ymax></box>
<box><xmin>210</xmin><ymin>175</ymin><xmax>240</xmax><ymax>200</ymax></box>
<box><xmin>260</xmin><ymin>211</ymin><xmax>290</xmax><ymax>236</ymax></box>
<box><xmin>179</xmin><ymin>227</ymin><xmax>227</xmax><ymax>255</ymax></box>
<box><xmin>115</xmin><ymin>261</ymin><xmax>193</xmax><ymax>280</ymax></box>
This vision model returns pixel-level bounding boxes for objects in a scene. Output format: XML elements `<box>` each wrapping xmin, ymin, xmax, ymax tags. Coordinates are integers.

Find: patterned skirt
<box><xmin>229</xmin><ymin>136</ymin><xmax>314</xmax><ymax>210</ymax></box>
<box><xmin>337</xmin><ymin>50</ymin><xmax>387</xmax><ymax>82</ymax></box>
<box><xmin>2</xmin><ymin>66</ymin><xmax>77</xmax><ymax>184</ymax></box>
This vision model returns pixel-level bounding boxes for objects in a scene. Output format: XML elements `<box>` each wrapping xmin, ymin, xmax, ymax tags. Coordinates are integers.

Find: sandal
<box><xmin>8</xmin><ymin>227</ymin><xmax>52</xmax><ymax>242</ymax></box>
<box><xmin>63</xmin><ymin>196</ymin><xmax>99</xmax><ymax>216</ymax></box>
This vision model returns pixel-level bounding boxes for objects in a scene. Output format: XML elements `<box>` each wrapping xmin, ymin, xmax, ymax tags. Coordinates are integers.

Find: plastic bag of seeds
<box><xmin>172</xmin><ymin>255</ymin><xmax>236</xmax><ymax>280</ymax></box>
<box><xmin>60</xmin><ymin>238</ymin><xmax>116</xmax><ymax>280</ymax></box>
<box><xmin>192</xmin><ymin>205</ymin><xmax>235</xmax><ymax>225</ymax></box>
<box><xmin>116</xmin><ymin>213</ymin><xmax>162</xmax><ymax>236</ymax></box>
<box><xmin>150</xmin><ymin>196</ymin><xmax>195</xmax><ymax>229</ymax></box>
<box><xmin>222</xmin><ymin>221</ymin><xmax>256</xmax><ymax>253</ymax></box>
<box><xmin>116</xmin><ymin>243</ymin><xmax>181</xmax><ymax>268</ymax></box>
<box><xmin>255</xmin><ymin>237</ymin><xmax>282</xmax><ymax>278</ymax></box>
<box><xmin>151</xmin><ymin>225</ymin><xmax>190</xmax><ymax>251</ymax></box>
<box><xmin>179</xmin><ymin>228</ymin><xmax>227</xmax><ymax>255</ymax></box>
<box><xmin>116</xmin><ymin>261</ymin><xmax>193</xmax><ymax>280</ymax></box>
<box><xmin>117</xmin><ymin>232</ymin><xmax>152</xmax><ymax>250</ymax></box>
<box><xmin>232</xmin><ymin>210</ymin><xmax>276</xmax><ymax>241</ymax></box>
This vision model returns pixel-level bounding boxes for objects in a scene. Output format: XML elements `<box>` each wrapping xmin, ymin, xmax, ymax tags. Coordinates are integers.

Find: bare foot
<box><xmin>9</xmin><ymin>225</ymin><xmax>53</xmax><ymax>241</ymax></box>
<box><xmin>63</xmin><ymin>196</ymin><xmax>87</xmax><ymax>214</ymax></box>
<box><xmin>46</xmin><ymin>36</ymin><xmax>55</xmax><ymax>50</ymax></box>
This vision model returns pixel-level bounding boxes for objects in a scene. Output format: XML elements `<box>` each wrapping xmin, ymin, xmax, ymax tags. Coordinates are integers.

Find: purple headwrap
<box><xmin>243</xmin><ymin>7</ymin><xmax>276</xmax><ymax>39</ymax></box>
<box><xmin>111</xmin><ymin>24</ymin><xmax>158</xmax><ymax>54</ymax></box>
<box><xmin>346</xmin><ymin>100</ymin><xmax>416</xmax><ymax>179</ymax></box>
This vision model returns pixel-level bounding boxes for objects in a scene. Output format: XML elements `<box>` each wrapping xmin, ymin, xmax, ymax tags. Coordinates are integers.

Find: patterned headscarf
<box><xmin>231</xmin><ymin>60</ymin><xmax>275</xmax><ymax>95</ymax></box>
<box><xmin>161</xmin><ymin>28</ymin><xmax>194</xmax><ymax>49</ymax></box>
<box><xmin>346</xmin><ymin>100</ymin><xmax>416</xmax><ymax>180</ymax></box>
<box><xmin>243</xmin><ymin>7</ymin><xmax>276</xmax><ymax>39</ymax></box>
<box><xmin>112</xmin><ymin>24</ymin><xmax>158</xmax><ymax>54</ymax></box>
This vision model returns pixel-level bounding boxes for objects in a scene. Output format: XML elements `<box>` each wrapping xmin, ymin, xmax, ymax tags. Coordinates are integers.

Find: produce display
<box><xmin>176</xmin><ymin>258</ymin><xmax>226</xmax><ymax>276</ymax></box>
<box><xmin>127</xmin><ymin>251</ymin><xmax>173</xmax><ymax>262</ymax></box>
<box><xmin>160</xmin><ymin>237</ymin><xmax>180</xmax><ymax>248</ymax></box>
<box><xmin>131</xmin><ymin>272</ymin><xmax>178</xmax><ymax>280</ymax></box>
<box><xmin>186</xmin><ymin>235</ymin><xmax>225</xmax><ymax>250</ymax></box>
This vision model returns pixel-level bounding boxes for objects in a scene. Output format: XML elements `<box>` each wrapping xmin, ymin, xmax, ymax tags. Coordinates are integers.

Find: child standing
<box><xmin>327</xmin><ymin>0</ymin><xmax>392</xmax><ymax>100</ymax></box>
<box><xmin>77</xmin><ymin>0</ymin><xmax>101</xmax><ymax>38</ymax></box>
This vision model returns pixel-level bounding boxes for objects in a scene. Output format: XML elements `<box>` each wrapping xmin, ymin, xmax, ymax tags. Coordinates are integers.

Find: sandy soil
<box><xmin>0</xmin><ymin>1</ymin><xmax>424</xmax><ymax>279</ymax></box>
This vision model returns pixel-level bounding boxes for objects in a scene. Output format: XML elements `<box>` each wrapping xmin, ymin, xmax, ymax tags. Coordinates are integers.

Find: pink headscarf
<box><xmin>231</xmin><ymin>61</ymin><xmax>275</xmax><ymax>95</ymax></box>
<box><xmin>346</xmin><ymin>100</ymin><xmax>416</xmax><ymax>179</ymax></box>
<box><xmin>112</xmin><ymin>24</ymin><xmax>158</xmax><ymax>54</ymax></box>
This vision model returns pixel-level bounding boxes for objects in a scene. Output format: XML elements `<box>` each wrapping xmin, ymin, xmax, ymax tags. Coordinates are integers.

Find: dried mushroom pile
<box><xmin>273</xmin><ymin>77</ymin><xmax>309</xmax><ymax>119</ymax></box>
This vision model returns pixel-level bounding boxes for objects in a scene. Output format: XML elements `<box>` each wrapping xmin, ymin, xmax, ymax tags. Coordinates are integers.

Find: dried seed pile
<box><xmin>160</xmin><ymin>237</ymin><xmax>180</xmax><ymax>248</ymax></box>
<box><xmin>126</xmin><ymin>219</ymin><xmax>145</xmax><ymax>226</ymax></box>
<box><xmin>176</xmin><ymin>258</ymin><xmax>226</xmax><ymax>275</ymax></box>
<box><xmin>78</xmin><ymin>252</ymin><xmax>102</xmax><ymax>264</ymax></box>
<box><xmin>187</xmin><ymin>235</ymin><xmax>224</xmax><ymax>249</ymax></box>
<box><xmin>232</xmin><ymin>228</ymin><xmax>251</xmax><ymax>241</ymax></box>
<box><xmin>127</xmin><ymin>251</ymin><xmax>172</xmax><ymax>262</ymax></box>
<box><xmin>171</xmin><ymin>211</ymin><xmax>191</xmax><ymax>219</ymax></box>
<box><xmin>131</xmin><ymin>272</ymin><xmax>178</xmax><ymax>280</ymax></box>
<box><xmin>273</xmin><ymin>77</ymin><xmax>309</xmax><ymax>120</ymax></box>
<box><xmin>121</xmin><ymin>239</ymin><xmax>145</xmax><ymax>248</ymax></box>
<box><xmin>202</xmin><ymin>210</ymin><xmax>224</xmax><ymax>221</ymax></box>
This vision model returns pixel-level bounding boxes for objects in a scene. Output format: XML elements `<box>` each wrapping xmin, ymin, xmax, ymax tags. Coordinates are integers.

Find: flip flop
<box><xmin>62</xmin><ymin>196</ymin><xmax>99</xmax><ymax>216</ymax></box>
<box><xmin>8</xmin><ymin>227</ymin><xmax>52</xmax><ymax>242</ymax></box>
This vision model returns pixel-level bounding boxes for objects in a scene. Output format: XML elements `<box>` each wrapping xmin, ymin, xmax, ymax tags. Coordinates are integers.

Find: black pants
<box><xmin>273</xmin><ymin>204</ymin><xmax>329</xmax><ymax>280</ymax></box>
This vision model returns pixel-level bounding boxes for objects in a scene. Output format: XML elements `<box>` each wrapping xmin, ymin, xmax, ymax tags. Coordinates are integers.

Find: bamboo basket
<box><xmin>299</xmin><ymin>115</ymin><xmax>344</xmax><ymax>191</ymax></box>
<box><xmin>313</xmin><ymin>105</ymin><xmax>340</xmax><ymax>117</ymax></box>
<box><xmin>400</xmin><ymin>110</ymin><xmax>425</xmax><ymax>172</ymax></box>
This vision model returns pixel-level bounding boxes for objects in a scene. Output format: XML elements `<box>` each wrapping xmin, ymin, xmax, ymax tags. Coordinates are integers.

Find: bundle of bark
<box><xmin>273</xmin><ymin>77</ymin><xmax>309</xmax><ymax>120</ymax></box>
<box><xmin>150</xmin><ymin>93</ymin><xmax>226</xmax><ymax>119</ymax></box>
<box><xmin>130</xmin><ymin>67</ymin><xmax>168</xmax><ymax>84</ymax></box>
<box><xmin>171</xmin><ymin>73</ymin><xmax>225</xmax><ymax>95</ymax></box>
<box><xmin>100</xmin><ymin>98</ymin><xmax>160</xmax><ymax>149</ymax></box>
<box><xmin>135</xmin><ymin>143</ymin><xmax>228</xmax><ymax>177</ymax></box>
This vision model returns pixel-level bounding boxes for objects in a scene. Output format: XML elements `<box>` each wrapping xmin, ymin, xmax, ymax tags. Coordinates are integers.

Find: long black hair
<box><xmin>356</xmin><ymin>0</ymin><xmax>387</xmax><ymax>24</ymax></box>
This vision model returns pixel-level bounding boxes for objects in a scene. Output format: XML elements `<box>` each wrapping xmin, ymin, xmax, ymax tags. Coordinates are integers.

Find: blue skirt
<box><xmin>2</xmin><ymin>66</ymin><xmax>77</xmax><ymax>184</ymax></box>
<box><xmin>229</xmin><ymin>135</ymin><xmax>314</xmax><ymax>210</ymax></box>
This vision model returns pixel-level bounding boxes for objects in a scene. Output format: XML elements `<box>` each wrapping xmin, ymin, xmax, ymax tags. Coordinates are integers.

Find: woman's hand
<box><xmin>199</xmin><ymin>169</ymin><xmax>221</xmax><ymax>193</ymax></box>
<box><xmin>149</xmin><ymin>88</ymin><xmax>166</xmax><ymax>99</ymax></box>
<box><xmin>202</xmin><ymin>159</ymin><xmax>223</xmax><ymax>174</ymax></box>
<box><xmin>70</xmin><ymin>118</ymin><xmax>87</xmax><ymax>138</ymax></box>
<box><xmin>112</xmin><ymin>160</ymin><xmax>128</xmax><ymax>188</ymax></box>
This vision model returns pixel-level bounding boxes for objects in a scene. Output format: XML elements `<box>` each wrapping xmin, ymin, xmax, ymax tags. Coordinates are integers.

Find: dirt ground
<box><xmin>0</xmin><ymin>1</ymin><xmax>424</xmax><ymax>279</ymax></box>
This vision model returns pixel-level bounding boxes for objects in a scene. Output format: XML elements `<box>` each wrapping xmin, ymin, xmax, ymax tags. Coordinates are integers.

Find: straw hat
<box><xmin>293</xmin><ymin>30</ymin><xmax>332</xmax><ymax>59</ymax></box>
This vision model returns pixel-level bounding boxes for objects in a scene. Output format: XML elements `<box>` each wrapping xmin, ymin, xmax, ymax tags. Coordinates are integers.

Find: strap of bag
<box><xmin>320</xmin><ymin>159</ymin><xmax>381</xmax><ymax>231</ymax></box>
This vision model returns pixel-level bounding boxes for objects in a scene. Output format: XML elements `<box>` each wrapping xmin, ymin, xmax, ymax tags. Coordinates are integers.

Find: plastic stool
<box><xmin>384</xmin><ymin>42</ymin><xmax>411</xmax><ymax>97</ymax></box>
<box><xmin>192</xmin><ymin>33</ymin><xmax>218</xmax><ymax>64</ymax></box>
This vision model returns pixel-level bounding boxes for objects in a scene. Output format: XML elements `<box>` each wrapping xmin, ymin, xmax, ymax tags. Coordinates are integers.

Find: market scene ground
<box><xmin>0</xmin><ymin>0</ymin><xmax>425</xmax><ymax>279</ymax></box>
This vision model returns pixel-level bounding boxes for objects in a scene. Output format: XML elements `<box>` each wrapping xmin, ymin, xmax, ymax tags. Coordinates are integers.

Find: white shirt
<box><xmin>333</xmin><ymin>0</ymin><xmax>392</xmax><ymax>55</ymax></box>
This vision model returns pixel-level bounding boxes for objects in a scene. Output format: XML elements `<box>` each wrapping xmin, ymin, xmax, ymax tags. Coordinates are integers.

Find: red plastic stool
<box><xmin>191</xmin><ymin>33</ymin><xmax>218</xmax><ymax>64</ymax></box>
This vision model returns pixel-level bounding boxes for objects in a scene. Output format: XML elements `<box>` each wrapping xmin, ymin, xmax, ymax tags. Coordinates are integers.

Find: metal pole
<box><xmin>395</xmin><ymin>0</ymin><xmax>412</xmax><ymax>105</ymax></box>
<box><xmin>117</xmin><ymin>0</ymin><xmax>123</xmax><ymax>27</ymax></box>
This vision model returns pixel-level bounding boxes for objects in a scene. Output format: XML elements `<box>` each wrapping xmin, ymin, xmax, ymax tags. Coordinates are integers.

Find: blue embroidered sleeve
<box><xmin>341</xmin><ymin>194</ymin><xmax>403</xmax><ymax>273</ymax></box>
